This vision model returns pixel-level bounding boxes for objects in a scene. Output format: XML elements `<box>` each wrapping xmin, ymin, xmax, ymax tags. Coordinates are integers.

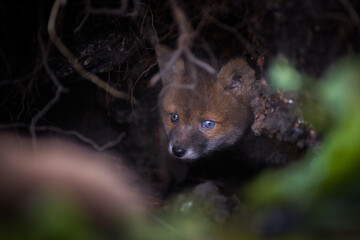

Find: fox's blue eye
<box><xmin>202</xmin><ymin>120</ymin><xmax>215</xmax><ymax>129</ymax></box>
<box><xmin>171</xmin><ymin>113</ymin><xmax>179</xmax><ymax>122</ymax></box>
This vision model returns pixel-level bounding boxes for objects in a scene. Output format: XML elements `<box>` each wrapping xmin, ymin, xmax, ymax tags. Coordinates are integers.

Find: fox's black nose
<box><xmin>172</xmin><ymin>146</ymin><xmax>186</xmax><ymax>157</ymax></box>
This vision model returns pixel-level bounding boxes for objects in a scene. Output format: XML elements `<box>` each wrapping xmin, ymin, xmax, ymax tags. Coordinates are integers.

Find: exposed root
<box><xmin>48</xmin><ymin>0</ymin><xmax>137</xmax><ymax>104</ymax></box>
<box><xmin>149</xmin><ymin>0</ymin><xmax>216</xmax><ymax>87</ymax></box>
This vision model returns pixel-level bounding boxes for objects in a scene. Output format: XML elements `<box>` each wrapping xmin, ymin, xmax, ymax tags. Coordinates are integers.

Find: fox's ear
<box><xmin>156</xmin><ymin>45</ymin><xmax>184</xmax><ymax>85</ymax></box>
<box><xmin>217</xmin><ymin>58</ymin><xmax>255</xmax><ymax>96</ymax></box>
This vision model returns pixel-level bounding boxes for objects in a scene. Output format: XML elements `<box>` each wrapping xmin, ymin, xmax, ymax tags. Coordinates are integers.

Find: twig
<box><xmin>149</xmin><ymin>47</ymin><xmax>183</xmax><ymax>86</ymax></box>
<box><xmin>48</xmin><ymin>0</ymin><xmax>137</xmax><ymax>104</ymax></box>
<box><xmin>0</xmin><ymin>63</ymin><xmax>44</xmax><ymax>87</ymax></box>
<box><xmin>150</xmin><ymin>0</ymin><xmax>216</xmax><ymax>86</ymax></box>
<box><xmin>141</xmin><ymin>5</ymin><xmax>159</xmax><ymax>45</ymax></box>
<box><xmin>134</xmin><ymin>61</ymin><xmax>158</xmax><ymax>89</ymax></box>
<box><xmin>29</xmin><ymin>89</ymin><xmax>62</xmax><ymax>150</ymax></box>
<box><xmin>169</xmin><ymin>0</ymin><xmax>215</xmax><ymax>74</ymax></box>
<box><xmin>15</xmin><ymin>62</ymin><xmax>44</xmax><ymax>120</ymax></box>
<box><xmin>1</xmin><ymin>123</ymin><xmax>125</xmax><ymax>152</ymax></box>
<box><xmin>73</xmin><ymin>10</ymin><xmax>90</xmax><ymax>33</ymax></box>
<box><xmin>89</xmin><ymin>0</ymin><xmax>139</xmax><ymax>17</ymax></box>
<box><xmin>30</xmin><ymin>34</ymin><xmax>68</xmax><ymax>151</ymax></box>
<box><xmin>75</xmin><ymin>0</ymin><xmax>139</xmax><ymax>33</ymax></box>
<box><xmin>186</xmin><ymin>49</ymin><xmax>217</xmax><ymax>74</ymax></box>
<box><xmin>150</xmin><ymin>7</ymin><xmax>159</xmax><ymax>46</ymax></box>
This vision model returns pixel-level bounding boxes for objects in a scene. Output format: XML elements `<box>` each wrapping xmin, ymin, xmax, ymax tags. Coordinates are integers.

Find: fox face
<box><xmin>157</xmin><ymin>46</ymin><xmax>255</xmax><ymax>161</ymax></box>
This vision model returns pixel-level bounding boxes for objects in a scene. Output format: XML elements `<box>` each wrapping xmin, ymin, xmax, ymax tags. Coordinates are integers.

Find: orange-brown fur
<box><xmin>157</xmin><ymin>46</ymin><xmax>256</xmax><ymax>161</ymax></box>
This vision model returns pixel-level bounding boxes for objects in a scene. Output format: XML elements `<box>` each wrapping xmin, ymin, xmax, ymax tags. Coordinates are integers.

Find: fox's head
<box><xmin>157</xmin><ymin>46</ymin><xmax>255</xmax><ymax>161</ymax></box>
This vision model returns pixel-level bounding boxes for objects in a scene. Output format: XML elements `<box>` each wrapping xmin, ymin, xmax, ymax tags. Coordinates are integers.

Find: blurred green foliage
<box><xmin>247</xmin><ymin>56</ymin><xmax>360</xmax><ymax>237</ymax></box>
<box><xmin>0</xmin><ymin>192</ymin><xmax>102</xmax><ymax>240</ymax></box>
<box><xmin>268</xmin><ymin>56</ymin><xmax>303</xmax><ymax>92</ymax></box>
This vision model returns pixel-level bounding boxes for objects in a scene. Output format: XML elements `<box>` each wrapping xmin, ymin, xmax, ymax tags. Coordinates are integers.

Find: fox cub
<box><xmin>157</xmin><ymin>46</ymin><xmax>259</xmax><ymax>162</ymax></box>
